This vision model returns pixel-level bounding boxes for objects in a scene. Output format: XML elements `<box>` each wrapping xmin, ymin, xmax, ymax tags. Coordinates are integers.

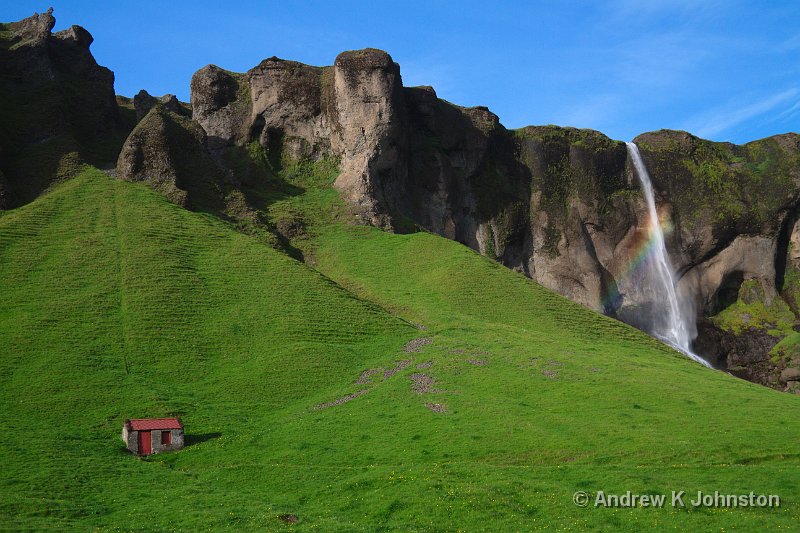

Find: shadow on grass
<box><xmin>185</xmin><ymin>432</ymin><xmax>222</xmax><ymax>447</ymax></box>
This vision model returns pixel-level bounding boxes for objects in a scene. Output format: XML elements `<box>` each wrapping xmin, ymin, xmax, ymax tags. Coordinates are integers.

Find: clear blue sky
<box><xmin>5</xmin><ymin>1</ymin><xmax>800</xmax><ymax>143</ymax></box>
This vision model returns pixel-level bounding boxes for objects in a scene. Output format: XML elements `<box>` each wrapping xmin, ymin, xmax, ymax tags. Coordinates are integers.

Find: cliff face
<box><xmin>4</xmin><ymin>10</ymin><xmax>800</xmax><ymax>391</ymax></box>
<box><xmin>633</xmin><ymin>131</ymin><xmax>800</xmax><ymax>387</ymax></box>
<box><xmin>184</xmin><ymin>52</ymin><xmax>800</xmax><ymax>389</ymax></box>
<box><xmin>0</xmin><ymin>8</ymin><xmax>128</xmax><ymax>207</ymax></box>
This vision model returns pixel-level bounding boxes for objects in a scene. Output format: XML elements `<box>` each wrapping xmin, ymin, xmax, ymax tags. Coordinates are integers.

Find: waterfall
<box><xmin>625</xmin><ymin>142</ymin><xmax>712</xmax><ymax>368</ymax></box>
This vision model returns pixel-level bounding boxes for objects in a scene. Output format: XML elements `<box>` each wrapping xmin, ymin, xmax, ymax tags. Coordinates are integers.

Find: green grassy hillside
<box><xmin>1</xmin><ymin>168</ymin><xmax>799</xmax><ymax>530</ymax></box>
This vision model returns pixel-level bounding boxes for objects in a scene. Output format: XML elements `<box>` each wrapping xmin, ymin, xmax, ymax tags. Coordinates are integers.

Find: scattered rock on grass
<box><xmin>410</xmin><ymin>373</ymin><xmax>439</xmax><ymax>393</ymax></box>
<box><xmin>314</xmin><ymin>389</ymin><xmax>369</xmax><ymax>409</ymax></box>
<box><xmin>404</xmin><ymin>337</ymin><xmax>432</xmax><ymax>353</ymax></box>
<box><xmin>355</xmin><ymin>368</ymin><xmax>383</xmax><ymax>384</ymax></box>
<box><xmin>384</xmin><ymin>359</ymin><xmax>412</xmax><ymax>378</ymax></box>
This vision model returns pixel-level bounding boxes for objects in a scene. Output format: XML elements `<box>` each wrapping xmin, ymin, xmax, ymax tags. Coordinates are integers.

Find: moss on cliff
<box><xmin>710</xmin><ymin>279</ymin><xmax>796</xmax><ymax>336</ymax></box>
<box><xmin>634</xmin><ymin>130</ymin><xmax>800</xmax><ymax>235</ymax></box>
<box><xmin>513</xmin><ymin>126</ymin><xmax>632</xmax><ymax>256</ymax></box>
<box><xmin>220</xmin><ymin>136</ymin><xmax>343</xmax><ymax>259</ymax></box>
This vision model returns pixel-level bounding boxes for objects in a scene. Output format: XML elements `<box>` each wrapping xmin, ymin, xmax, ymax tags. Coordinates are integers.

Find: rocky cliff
<box><xmin>4</xmin><ymin>9</ymin><xmax>800</xmax><ymax>391</ymax></box>
<box><xmin>186</xmin><ymin>53</ymin><xmax>800</xmax><ymax>390</ymax></box>
<box><xmin>0</xmin><ymin>8</ymin><xmax>129</xmax><ymax>207</ymax></box>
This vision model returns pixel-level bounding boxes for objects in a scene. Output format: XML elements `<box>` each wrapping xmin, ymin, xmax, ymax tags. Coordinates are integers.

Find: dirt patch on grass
<box><xmin>278</xmin><ymin>514</ymin><xmax>299</xmax><ymax>524</ymax></box>
<box><xmin>425</xmin><ymin>403</ymin><xmax>447</xmax><ymax>413</ymax></box>
<box><xmin>542</xmin><ymin>369</ymin><xmax>559</xmax><ymax>380</ymax></box>
<box><xmin>404</xmin><ymin>337</ymin><xmax>432</xmax><ymax>353</ymax></box>
<box><xmin>467</xmin><ymin>358</ymin><xmax>488</xmax><ymax>366</ymax></box>
<box><xmin>416</xmin><ymin>361</ymin><xmax>433</xmax><ymax>369</ymax></box>
<box><xmin>314</xmin><ymin>389</ymin><xmax>369</xmax><ymax>409</ymax></box>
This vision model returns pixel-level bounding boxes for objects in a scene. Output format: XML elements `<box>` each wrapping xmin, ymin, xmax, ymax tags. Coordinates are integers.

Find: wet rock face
<box><xmin>634</xmin><ymin>130</ymin><xmax>800</xmax><ymax>271</ymax></box>
<box><xmin>629</xmin><ymin>130</ymin><xmax>800</xmax><ymax>383</ymax></box>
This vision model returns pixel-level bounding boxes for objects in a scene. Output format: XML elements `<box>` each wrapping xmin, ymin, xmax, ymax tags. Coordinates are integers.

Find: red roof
<box><xmin>128</xmin><ymin>418</ymin><xmax>182</xmax><ymax>431</ymax></box>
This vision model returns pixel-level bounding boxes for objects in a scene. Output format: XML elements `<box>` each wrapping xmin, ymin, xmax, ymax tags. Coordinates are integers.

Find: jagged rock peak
<box><xmin>134</xmin><ymin>89</ymin><xmax>188</xmax><ymax>121</ymax></box>
<box><xmin>53</xmin><ymin>25</ymin><xmax>94</xmax><ymax>48</ymax></box>
<box><xmin>9</xmin><ymin>7</ymin><xmax>55</xmax><ymax>43</ymax></box>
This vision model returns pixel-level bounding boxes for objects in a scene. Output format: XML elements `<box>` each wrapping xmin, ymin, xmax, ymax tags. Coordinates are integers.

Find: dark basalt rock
<box><xmin>0</xmin><ymin>8</ymin><xmax>127</xmax><ymax>206</ymax></box>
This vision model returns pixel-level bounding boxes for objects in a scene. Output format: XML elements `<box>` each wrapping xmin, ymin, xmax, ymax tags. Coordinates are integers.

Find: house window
<box><xmin>162</xmin><ymin>431</ymin><xmax>172</xmax><ymax>446</ymax></box>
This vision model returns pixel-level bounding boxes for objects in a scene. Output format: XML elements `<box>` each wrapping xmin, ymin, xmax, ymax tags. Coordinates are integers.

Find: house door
<box><xmin>138</xmin><ymin>431</ymin><xmax>152</xmax><ymax>455</ymax></box>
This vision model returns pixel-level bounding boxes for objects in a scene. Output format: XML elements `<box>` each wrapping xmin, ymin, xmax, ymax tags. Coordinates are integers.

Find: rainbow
<box><xmin>601</xmin><ymin>216</ymin><xmax>675</xmax><ymax>313</ymax></box>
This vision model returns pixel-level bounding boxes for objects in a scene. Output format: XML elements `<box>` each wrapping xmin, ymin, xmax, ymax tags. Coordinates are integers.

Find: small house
<box><xmin>122</xmin><ymin>417</ymin><xmax>184</xmax><ymax>456</ymax></box>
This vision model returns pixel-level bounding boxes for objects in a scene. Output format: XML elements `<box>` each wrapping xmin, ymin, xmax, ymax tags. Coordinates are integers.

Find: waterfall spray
<box><xmin>626</xmin><ymin>142</ymin><xmax>712</xmax><ymax>368</ymax></box>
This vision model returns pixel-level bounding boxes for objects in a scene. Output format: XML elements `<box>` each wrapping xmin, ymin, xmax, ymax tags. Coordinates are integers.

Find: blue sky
<box><xmin>5</xmin><ymin>1</ymin><xmax>800</xmax><ymax>143</ymax></box>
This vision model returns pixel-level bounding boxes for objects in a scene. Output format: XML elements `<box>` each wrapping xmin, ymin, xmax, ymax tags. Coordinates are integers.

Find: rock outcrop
<box><xmin>133</xmin><ymin>90</ymin><xmax>189</xmax><ymax>121</ymax></box>
<box><xmin>190</xmin><ymin>49</ymin><xmax>408</xmax><ymax>227</ymax></box>
<box><xmin>116</xmin><ymin>105</ymin><xmax>222</xmax><ymax>208</ymax></box>
<box><xmin>0</xmin><ymin>8</ymin><xmax>127</xmax><ymax>206</ymax></box>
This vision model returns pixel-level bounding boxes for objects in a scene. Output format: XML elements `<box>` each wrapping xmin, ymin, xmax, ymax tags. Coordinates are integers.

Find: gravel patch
<box><xmin>404</xmin><ymin>337</ymin><xmax>432</xmax><ymax>353</ymax></box>
<box><xmin>425</xmin><ymin>403</ymin><xmax>447</xmax><ymax>413</ymax></box>
<box><xmin>384</xmin><ymin>359</ymin><xmax>412</xmax><ymax>379</ymax></box>
<box><xmin>314</xmin><ymin>389</ymin><xmax>369</xmax><ymax>409</ymax></box>
<box><xmin>542</xmin><ymin>369</ymin><xmax>559</xmax><ymax>380</ymax></box>
<box><xmin>410</xmin><ymin>373</ymin><xmax>439</xmax><ymax>394</ymax></box>
<box><xmin>355</xmin><ymin>368</ymin><xmax>383</xmax><ymax>384</ymax></box>
<box><xmin>467</xmin><ymin>359</ymin><xmax>488</xmax><ymax>366</ymax></box>
<box><xmin>416</xmin><ymin>361</ymin><xmax>433</xmax><ymax>369</ymax></box>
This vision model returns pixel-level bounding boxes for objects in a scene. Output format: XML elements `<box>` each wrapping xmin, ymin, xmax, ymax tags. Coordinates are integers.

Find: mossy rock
<box><xmin>711</xmin><ymin>279</ymin><xmax>796</xmax><ymax>336</ymax></box>
<box><xmin>634</xmin><ymin>130</ymin><xmax>800</xmax><ymax>239</ymax></box>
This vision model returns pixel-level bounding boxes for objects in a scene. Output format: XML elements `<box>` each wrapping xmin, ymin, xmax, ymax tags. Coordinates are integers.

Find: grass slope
<box><xmin>1</xmin><ymin>168</ymin><xmax>799</xmax><ymax>530</ymax></box>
